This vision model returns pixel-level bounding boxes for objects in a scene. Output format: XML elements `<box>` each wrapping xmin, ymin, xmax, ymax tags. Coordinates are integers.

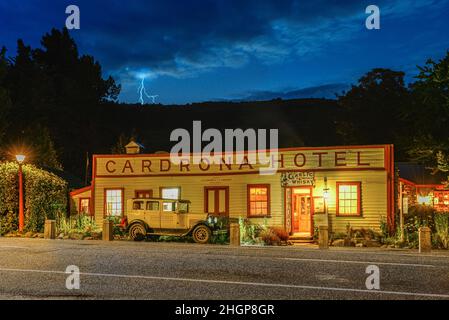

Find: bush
<box><xmin>0</xmin><ymin>162</ymin><xmax>67</xmax><ymax>234</ymax></box>
<box><xmin>56</xmin><ymin>213</ymin><xmax>100</xmax><ymax>237</ymax></box>
<box><xmin>434</xmin><ymin>213</ymin><xmax>449</xmax><ymax>249</ymax></box>
<box><xmin>270</xmin><ymin>227</ymin><xmax>289</xmax><ymax>242</ymax></box>
<box><xmin>239</xmin><ymin>218</ymin><xmax>264</xmax><ymax>244</ymax></box>
<box><xmin>403</xmin><ymin>205</ymin><xmax>437</xmax><ymax>248</ymax></box>
<box><xmin>259</xmin><ymin>228</ymin><xmax>281</xmax><ymax>246</ymax></box>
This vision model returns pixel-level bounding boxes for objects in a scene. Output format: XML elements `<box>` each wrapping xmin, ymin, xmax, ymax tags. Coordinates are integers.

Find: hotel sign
<box><xmin>93</xmin><ymin>146</ymin><xmax>386</xmax><ymax>177</ymax></box>
<box><xmin>281</xmin><ymin>172</ymin><xmax>315</xmax><ymax>187</ymax></box>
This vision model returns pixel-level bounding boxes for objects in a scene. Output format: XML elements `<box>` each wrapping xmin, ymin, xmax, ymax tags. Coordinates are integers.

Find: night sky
<box><xmin>1</xmin><ymin>0</ymin><xmax>448</xmax><ymax>104</ymax></box>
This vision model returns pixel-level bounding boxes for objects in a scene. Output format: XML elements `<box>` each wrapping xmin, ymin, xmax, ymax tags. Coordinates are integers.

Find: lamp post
<box><xmin>16</xmin><ymin>154</ymin><xmax>25</xmax><ymax>232</ymax></box>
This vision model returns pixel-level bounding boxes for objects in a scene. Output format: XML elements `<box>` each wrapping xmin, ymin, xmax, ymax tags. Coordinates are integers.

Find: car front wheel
<box><xmin>129</xmin><ymin>223</ymin><xmax>146</xmax><ymax>241</ymax></box>
<box><xmin>192</xmin><ymin>225</ymin><xmax>211</xmax><ymax>244</ymax></box>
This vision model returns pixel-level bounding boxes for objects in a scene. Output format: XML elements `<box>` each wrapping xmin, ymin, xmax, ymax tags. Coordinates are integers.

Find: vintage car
<box><xmin>123</xmin><ymin>198</ymin><xmax>226</xmax><ymax>243</ymax></box>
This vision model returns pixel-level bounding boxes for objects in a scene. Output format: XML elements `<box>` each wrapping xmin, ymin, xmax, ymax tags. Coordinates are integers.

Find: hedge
<box><xmin>0</xmin><ymin>161</ymin><xmax>67</xmax><ymax>234</ymax></box>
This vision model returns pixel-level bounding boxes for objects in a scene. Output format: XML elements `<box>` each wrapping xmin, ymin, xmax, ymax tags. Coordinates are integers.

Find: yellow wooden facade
<box><xmin>72</xmin><ymin>145</ymin><xmax>395</xmax><ymax>236</ymax></box>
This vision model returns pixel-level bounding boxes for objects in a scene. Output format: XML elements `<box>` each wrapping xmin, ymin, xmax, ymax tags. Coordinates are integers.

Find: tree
<box><xmin>337</xmin><ymin>68</ymin><xmax>411</xmax><ymax>159</ymax></box>
<box><xmin>407</xmin><ymin>51</ymin><xmax>449</xmax><ymax>173</ymax></box>
<box><xmin>111</xmin><ymin>131</ymin><xmax>140</xmax><ymax>154</ymax></box>
<box><xmin>0</xmin><ymin>47</ymin><xmax>11</xmax><ymax>150</ymax></box>
<box><xmin>24</xmin><ymin>124</ymin><xmax>63</xmax><ymax>170</ymax></box>
<box><xmin>4</xmin><ymin>28</ymin><xmax>121</xmax><ymax>176</ymax></box>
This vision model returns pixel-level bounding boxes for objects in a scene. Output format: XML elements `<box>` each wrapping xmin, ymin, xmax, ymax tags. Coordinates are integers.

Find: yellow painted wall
<box><xmin>91</xmin><ymin>146</ymin><xmax>389</xmax><ymax>234</ymax></box>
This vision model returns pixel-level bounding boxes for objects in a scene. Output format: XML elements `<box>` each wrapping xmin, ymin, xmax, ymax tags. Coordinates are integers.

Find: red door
<box><xmin>204</xmin><ymin>187</ymin><xmax>229</xmax><ymax>217</ymax></box>
<box><xmin>292</xmin><ymin>189</ymin><xmax>312</xmax><ymax>235</ymax></box>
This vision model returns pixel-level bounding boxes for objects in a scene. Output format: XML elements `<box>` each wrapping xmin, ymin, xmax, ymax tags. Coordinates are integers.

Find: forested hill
<box><xmin>100</xmin><ymin>98</ymin><xmax>342</xmax><ymax>155</ymax></box>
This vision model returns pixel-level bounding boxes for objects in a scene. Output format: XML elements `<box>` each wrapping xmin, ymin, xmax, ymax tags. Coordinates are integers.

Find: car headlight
<box><xmin>214</xmin><ymin>217</ymin><xmax>218</xmax><ymax>224</ymax></box>
<box><xmin>208</xmin><ymin>217</ymin><xmax>213</xmax><ymax>224</ymax></box>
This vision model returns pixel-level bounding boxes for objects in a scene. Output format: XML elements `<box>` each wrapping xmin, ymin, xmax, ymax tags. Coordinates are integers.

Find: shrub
<box><xmin>270</xmin><ymin>227</ymin><xmax>289</xmax><ymax>242</ymax></box>
<box><xmin>0</xmin><ymin>162</ymin><xmax>67</xmax><ymax>234</ymax></box>
<box><xmin>434</xmin><ymin>213</ymin><xmax>449</xmax><ymax>249</ymax></box>
<box><xmin>259</xmin><ymin>228</ymin><xmax>280</xmax><ymax>246</ymax></box>
<box><xmin>239</xmin><ymin>218</ymin><xmax>264</xmax><ymax>244</ymax></box>
<box><xmin>56</xmin><ymin>213</ymin><xmax>100</xmax><ymax>236</ymax></box>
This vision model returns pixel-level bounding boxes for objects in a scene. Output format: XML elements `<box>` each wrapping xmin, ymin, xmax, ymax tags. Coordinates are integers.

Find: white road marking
<box><xmin>0</xmin><ymin>267</ymin><xmax>448</xmax><ymax>299</ymax></box>
<box><xmin>281</xmin><ymin>257</ymin><xmax>437</xmax><ymax>268</ymax></box>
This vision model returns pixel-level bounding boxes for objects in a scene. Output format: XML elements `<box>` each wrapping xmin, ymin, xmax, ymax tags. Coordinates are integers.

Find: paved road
<box><xmin>0</xmin><ymin>238</ymin><xmax>448</xmax><ymax>300</ymax></box>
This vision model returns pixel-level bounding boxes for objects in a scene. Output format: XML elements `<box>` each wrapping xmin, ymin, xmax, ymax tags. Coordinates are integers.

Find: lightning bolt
<box><xmin>137</xmin><ymin>77</ymin><xmax>159</xmax><ymax>105</ymax></box>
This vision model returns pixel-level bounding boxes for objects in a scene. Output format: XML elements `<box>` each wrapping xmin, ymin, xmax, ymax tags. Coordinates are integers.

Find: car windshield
<box><xmin>178</xmin><ymin>202</ymin><xmax>189</xmax><ymax>213</ymax></box>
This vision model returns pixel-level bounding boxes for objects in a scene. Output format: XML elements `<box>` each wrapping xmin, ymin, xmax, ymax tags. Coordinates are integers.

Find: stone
<box><xmin>318</xmin><ymin>226</ymin><xmax>329</xmax><ymax>250</ymax></box>
<box><xmin>356</xmin><ymin>243</ymin><xmax>365</xmax><ymax>248</ymax></box>
<box><xmin>84</xmin><ymin>237</ymin><xmax>94</xmax><ymax>241</ymax></box>
<box><xmin>69</xmin><ymin>233</ymin><xmax>84</xmax><ymax>240</ymax></box>
<box><xmin>332</xmin><ymin>239</ymin><xmax>345</xmax><ymax>247</ymax></box>
<box><xmin>103</xmin><ymin>220</ymin><xmax>114</xmax><ymax>241</ymax></box>
<box><xmin>25</xmin><ymin>231</ymin><xmax>34</xmax><ymax>238</ymax></box>
<box><xmin>419</xmin><ymin>227</ymin><xmax>432</xmax><ymax>253</ymax></box>
<box><xmin>363</xmin><ymin>240</ymin><xmax>381</xmax><ymax>248</ymax></box>
<box><xmin>44</xmin><ymin>220</ymin><xmax>56</xmax><ymax>239</ymax></box>
<box><xmin>229</xmin><ymin>223</ymin><xmax>240</xmax><ymax>246</ymax></box>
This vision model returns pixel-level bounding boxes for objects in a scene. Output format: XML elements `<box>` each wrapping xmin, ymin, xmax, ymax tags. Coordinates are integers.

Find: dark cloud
<box><xmin>1</xmin><ymin>0</ymin><xmax>447</xmax><ymax>103</ymax></box>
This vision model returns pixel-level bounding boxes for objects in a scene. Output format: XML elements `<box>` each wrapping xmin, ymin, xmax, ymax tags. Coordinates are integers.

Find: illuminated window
<box><xmin>135</xmin><ymin>190</ymin><xmax>153</xmax><ymax>199</ymax></box>
<box><xmin>248</xmin><ymin>185</ymin><xmax>270</xmax><ymax>217</ymax></box>
<box><xmin>417</xmin><ymin>195</ymin><xmax>431</xmax><ymax>205</ymax></box>
<box><xmin>79</xmin><ymin>198</ymin><xmax>90</xmax><ymax>214</ymax></box>
<box><xmin>163</xmin><ymin>201</ymin><xmax>177</xmax><ymax>212</ymax></box>
<box><xmin>105</xmin><ymin>189</ymin><xmax>123</xmax><ymax>216</ymax></box>
<box><xmin>337</xmin><ymin>182</ymin><xmax>361</xmax><ymax>216</ymax></box>
<box><xmin>161</xmin><ymin>187</ymin><xmax>180</xmax><ymax>200</ymax></box>
<box><xmin>133</xmin><ymin>201</ymin><xmax>144</xmax><ymax>210</ymax></box>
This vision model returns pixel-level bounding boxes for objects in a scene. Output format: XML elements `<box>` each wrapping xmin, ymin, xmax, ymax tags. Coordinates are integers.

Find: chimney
<box><xmin>125</xmin><ymin>141</ymin><xmax>144</xmax><ymax>154</ymax></box>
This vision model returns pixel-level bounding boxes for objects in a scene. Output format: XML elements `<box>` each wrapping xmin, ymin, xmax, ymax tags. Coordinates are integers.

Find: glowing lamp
<box><xmin>323</xmin><ymin>188</ymin><xmax>330</xmax><ymax>201</ymax></box>
<box><xmin>15</xmin><ymin>154</ymin><xmax>26</xmax><ymax>164</ymax></box>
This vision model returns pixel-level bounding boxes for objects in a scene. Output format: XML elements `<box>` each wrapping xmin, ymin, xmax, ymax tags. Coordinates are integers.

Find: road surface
<box><xmin>0</xmin><ymin>238</ymin><xmax>448</xmax><ymax>300</ymax></box>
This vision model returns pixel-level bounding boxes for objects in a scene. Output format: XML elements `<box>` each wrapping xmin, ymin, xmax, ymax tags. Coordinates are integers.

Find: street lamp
<box><xmin>16</xmin><ymin>154</ymin><xmax>25</xmax><ymax>232</ymax></box>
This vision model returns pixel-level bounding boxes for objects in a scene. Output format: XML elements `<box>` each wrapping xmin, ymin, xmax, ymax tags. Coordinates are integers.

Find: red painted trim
<box><xmin>399</xmin><ymin>177</ymin><xmax>416</xmax><ymax>186</ymax></box>
<box><xmin>284</xmin><ymin>188</ymin><xmax>288</xmax><ymax>233</ymax></box>
<box><xmin>288</xmin><ymin>186</ymin><xmax>314</xmax><ymax>235</ymax></box>
<box><xmin>92</xmin><ymin>156</ymin><xmax>97</xmax><ymax>217</ymax></box>
<box><xmin>247</xmin><ymin>184</ymin><xmax>271</xmax><ymax>218</ymax></box>
<box><xmin>70</xmin><ymin>186</ymin><xmax>92</xmax><ymax>197</ymax></box>
<box><xmin>416</xmin><ymin>184</ymin><xmax>444</xmax><ymax>188</ymax></box>
<box><xmin>204</xmin><ymin>186</ymin><xmax>230</xmax><ymax>217</ymax></box>
<box><xmin>103</xmin><ymin>188</ymin><xmax>125</xmax><ymax>218</ymax></box>
<box><xmin>92</xmin><ymin>144</ymin><xmax>388</xmax><ymax>159</ymax></box>
<box><xmin>388</xmin><ymin>145</ymin><xmax>395</xmax><ymax>232</ymax></box>
<box><xmin>336</xmin><ymin>182</ymin><xmax>362</xmax><ymax>217</ymax></box>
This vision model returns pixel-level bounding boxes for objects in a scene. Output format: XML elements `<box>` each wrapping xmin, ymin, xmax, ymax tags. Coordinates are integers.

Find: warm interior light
<box><xmin>15</xmin><ymin>154</ymin><xmax>26</xmax><ymax>164</ymax></box>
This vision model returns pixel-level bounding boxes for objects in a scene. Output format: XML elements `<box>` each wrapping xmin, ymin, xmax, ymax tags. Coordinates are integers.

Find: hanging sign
<box><xmin>281</xmin><ymin>172</ymin><xmax>315</xmax><ymax>187</ymax></box>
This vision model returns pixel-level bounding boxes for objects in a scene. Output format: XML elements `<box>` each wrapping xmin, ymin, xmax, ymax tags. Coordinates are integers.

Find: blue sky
<box><xmin>1</xmin><ymin>0</ymin><xmax>449</xmax><ymax>104</ymax></box>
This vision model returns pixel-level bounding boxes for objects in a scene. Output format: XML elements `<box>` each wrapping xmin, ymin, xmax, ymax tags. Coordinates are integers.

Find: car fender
<box><xmin>127</xmin><ymin>220</ymin><xmax>150</xmax><ymax>232</ymax></box>
<box><xmin>187</xmin><ymin>222</ymin><xmax>210</xmax><ymax>235</ymax></box>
